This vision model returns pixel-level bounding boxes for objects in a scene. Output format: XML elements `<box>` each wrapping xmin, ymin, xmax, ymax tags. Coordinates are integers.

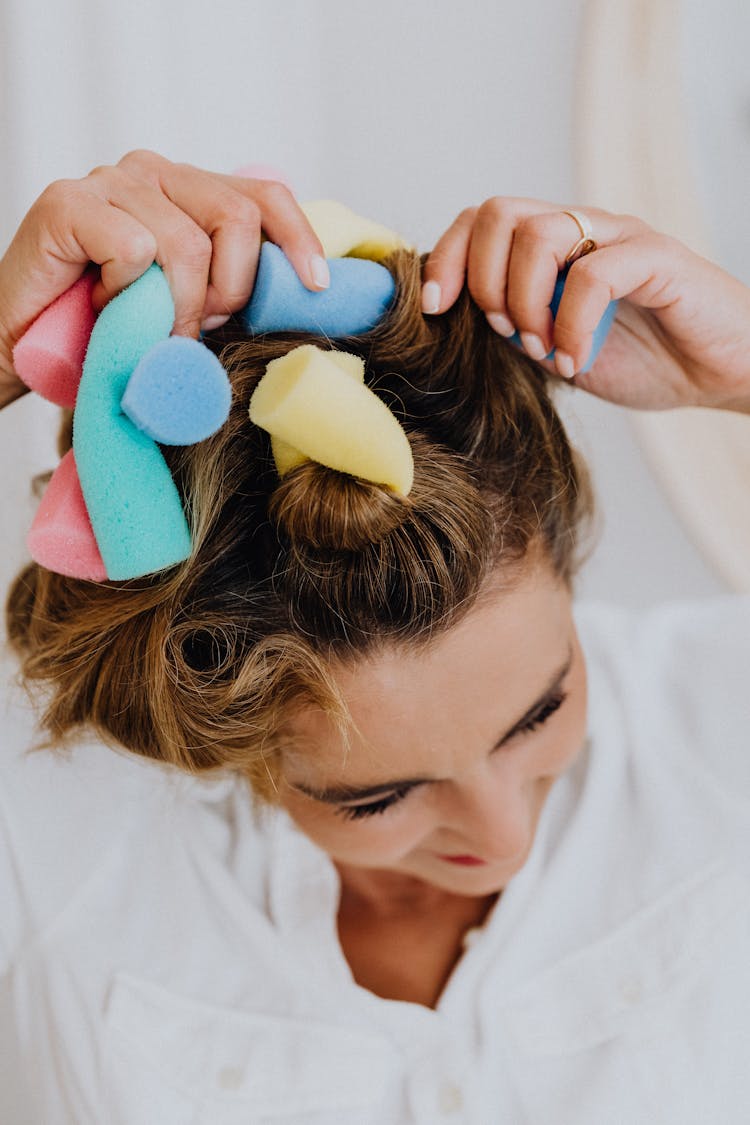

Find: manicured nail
<box><xmin>555</xmin><ymin>351</ymin><xmax>576</xmax><ymax>379</ymax></box>
<box><xmin>421</xmin><ymin>280</ymin><xmax>441</xmax><ymax>315</ymax></box>
<box><xmin>486</xmin><ymin>311</ymin><xmax>515</xmax><ymax>337</ymax></box>
<box><xmin>519</xmin><ymin>332</ymin><xmax>547</xmax><ymax>361</ymax></box>
<box><xmin>201</xmin><ymin>314</ymin><xmax>230</xmax><ymax>332</ymax></box>
<box><xmin>310</xmin><ymin>254</ymin><xmax>330</xmax><ymax>289</ymax></box>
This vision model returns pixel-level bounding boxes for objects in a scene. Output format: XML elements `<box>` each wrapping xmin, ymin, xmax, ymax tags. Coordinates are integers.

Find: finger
<box><xmin>551</xmin><ymin>232</ymin><xmax>684</xmax><ymax>376</ymax></box>
<box><xmin>90</xmin><ymin>166</ymin><xmax>215</xmax><ymax>338</ymax></box>
<box><xmin>164</xmin><ymin>164</ymin><xmax>328</xmax><ymax>297</ymax></box>
<box><xmin>506</xmin><ymin>209</ymin><xmax>642</xmax><ymax>361</ymax></box>
<box><xmin>466</xmin><ymin>197</ymin><xmax>556</xmax><ymax>336</ymax></box>
<box><xmin>0</xmin><ymin>180</ymin><xmax>156</xmax><ymax>338</ymax></box>
<box><xmin>139</xmin><ymin>163</ymin><xmax>266</xmax><ymax>323</ymax></box>
<box><xmin>238</xmin><ymin>177</ymin><xmax>329</xmax><ymax>292</ymax></box>
<box><xmin>421</xmin><ymin>207</ymin><xmax>477</xmax><ymax>314</ymax></box>
<box><xmin>121</xmin><ymin>151</ymin><xmax>328</xmax><ymax>294</ymax></box>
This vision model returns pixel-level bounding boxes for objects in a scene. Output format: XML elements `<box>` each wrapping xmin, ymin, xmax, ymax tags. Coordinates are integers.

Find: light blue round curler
<box><xmin>121</xmin><ymin>336</ymin><xmax>232</xmax><ymax>446</ymax></box>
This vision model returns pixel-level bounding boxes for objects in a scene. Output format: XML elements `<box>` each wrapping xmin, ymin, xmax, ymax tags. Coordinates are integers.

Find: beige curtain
<box><xmin>574</xmin><ymin>0</ymin><xmax>750</xmax><ymax>591</ymax></box>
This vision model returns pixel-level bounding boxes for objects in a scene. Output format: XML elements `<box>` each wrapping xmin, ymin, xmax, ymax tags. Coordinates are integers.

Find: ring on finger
<box><xmin>562</xmin><ymin>209</ymin><xmax>597</xmax><ymax>265</ymax></box>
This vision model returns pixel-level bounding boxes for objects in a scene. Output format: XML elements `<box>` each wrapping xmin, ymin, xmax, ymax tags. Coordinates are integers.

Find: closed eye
<box><xmin>512</xmin><ymin>691</ymin><xmax>567</xmax><ymax>736</ymax></box>
<box><xmin>335</xmin><ymin>784</ymin><xmax>417</xmax><ymax>821</ymax></box>
<box><xmin>334</xmin><ymin>691</ymin><xmax>568</xmax><ymax>822</ymax></box>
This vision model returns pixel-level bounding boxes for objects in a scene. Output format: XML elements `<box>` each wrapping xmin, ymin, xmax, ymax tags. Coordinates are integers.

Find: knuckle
<box><xmin>514</xmin><ymin>213</ymin><xmax>554</xmax><ymax>248</ymax></box>
<box><xmin>118</xmin><ymin>228</ymin><xmax>157</xmax><ymax>266</ymax></box>
<box><xmin>118</xmin><ymin>148</ymin><xmax>163</xmax><ymax>174</ymax></box>
<box><xmin>617</xmin><ymin>211</ymin><xmax>651</xmax><ymax>235</ymax></box>
<box><xmin>455</xmin><ymin>205</ymin><xmax>478</xmax><ymax>227</ymax></box>
<box><xmin>85</xmin><ymin>163</ymin><xmax>113</xmax><ymax>183</ymax></box>
<box><xmin>36</xmin><ymin>178</ymin><xmax>81</xmax><ymax>216</ymax></box>
<box><xmin>177</xmin><ymin>225</ymin><xmax>213</xmax><ymax>267</ymax></box>
<box><xmin>222</xmin><ymin>193</ymin><xmax>261</xmax><ymax>231</ymax></box>
<box><xmin>644</xmin><ymin>230</ymin><xmax>680</xmax><ymax>256</ymax></box>
<box><xmin>476</xmin><ymin>196</ymin><xmax>509</xmax><ymax>226</ymax></box>
<box><xmin>254</xmin><ymin>179</ymin><xmax>294</xmax><ymax>209</ymax></box>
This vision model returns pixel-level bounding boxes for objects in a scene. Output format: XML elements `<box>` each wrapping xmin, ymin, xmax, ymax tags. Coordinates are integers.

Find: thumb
<box><xmin>421</xmin><ymin>207</ymin><xmax>477</xmax><ymax>315</ymax></box>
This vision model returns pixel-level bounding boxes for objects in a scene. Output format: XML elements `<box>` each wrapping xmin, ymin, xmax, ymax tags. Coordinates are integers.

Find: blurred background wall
<box><xmin>1</xmin><ymin>0</ymin><xmax>747</xmax><ymax>606</ymax></box>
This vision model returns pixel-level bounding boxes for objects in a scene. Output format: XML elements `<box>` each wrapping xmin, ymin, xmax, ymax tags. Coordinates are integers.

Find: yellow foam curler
<box><xmin>301</xmin><ymin>200</ymin><xmax>411</xmax><ymax>261</ymax></box>
<box><xmin>249</xmin><ymin>345</ymin><xmax>414</xmax><ymax>496</ymax></box>
<box><xmin>269</xmin><ymin>350</ymin><xmax>365</xmax><ymax>476</ymax></box>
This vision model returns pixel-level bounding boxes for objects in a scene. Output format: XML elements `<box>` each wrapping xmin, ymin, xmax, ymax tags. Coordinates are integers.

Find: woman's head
<box><xmin>279</xmin><ymin>553</ymin><xmax>588</xmax><ymax>898</ymax></box>
<box><xmin>6</xmin><ymin>248</ymin><xmax>593</xmax><ymax>812</ymax></box>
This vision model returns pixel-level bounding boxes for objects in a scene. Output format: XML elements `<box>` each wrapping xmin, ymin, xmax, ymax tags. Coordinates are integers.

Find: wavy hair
<box><xmin>6</xmin><ymin>250</ymin><xmax>594</xmax><ymax>798</ymax></box>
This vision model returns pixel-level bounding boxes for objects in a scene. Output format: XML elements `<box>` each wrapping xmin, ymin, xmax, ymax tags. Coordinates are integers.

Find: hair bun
<box><xmin>268</xmin><ymin>460</ymin><xmax>411</xmax><ymax>552</ymax></box>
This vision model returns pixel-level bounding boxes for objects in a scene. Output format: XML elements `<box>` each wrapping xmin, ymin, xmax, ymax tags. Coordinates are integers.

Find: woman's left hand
<box><xmin>421</xmin><ymin>198</ymin><xmax>750</xmax><ymax>413</ymax></box>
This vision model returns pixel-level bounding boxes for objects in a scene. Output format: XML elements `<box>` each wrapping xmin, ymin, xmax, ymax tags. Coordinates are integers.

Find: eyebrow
<box><xmin>292</xmin><ymin>646</ymin><xmax>573</xmax><ymax>805</ymax></box>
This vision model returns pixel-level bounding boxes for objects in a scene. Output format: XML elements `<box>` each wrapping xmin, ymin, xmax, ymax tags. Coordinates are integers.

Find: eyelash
<box><xmin>338</xmin><ymin>785</ymin><xmax>416</xmax><ymax>822</ymax></box>
<box><xmin>336</xmin><ymin>691</ymin><xmax>568</xmax><ymax>822</ymax></box>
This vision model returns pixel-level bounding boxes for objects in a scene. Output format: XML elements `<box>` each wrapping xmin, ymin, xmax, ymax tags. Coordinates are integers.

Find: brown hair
<box><xmin>5</xmin><ymin>250</ymin><xmax>593</xmax><ymax>798</ymax></box>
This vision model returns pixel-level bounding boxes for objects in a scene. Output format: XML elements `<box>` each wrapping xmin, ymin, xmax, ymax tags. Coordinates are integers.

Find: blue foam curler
<box><xmin>238</xmin><ymin>242</ymin><xmax>395</xmax><ymax>337</ymax></box>
<box><xmin>121</xmin><ymin>336</ymin><xmax>232</xmax><ymax>446</ymax></box>
<box><xmin>510</xmin><ymin>268</ymin><xmax>618</xmax><ymax>370</ymax></box>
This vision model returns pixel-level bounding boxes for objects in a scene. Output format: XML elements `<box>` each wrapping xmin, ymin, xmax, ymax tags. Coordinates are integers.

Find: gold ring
<box><xmin>562</xmin><ymin>209</ymin><xmax>597</xmax><ymax>265</ymax></box>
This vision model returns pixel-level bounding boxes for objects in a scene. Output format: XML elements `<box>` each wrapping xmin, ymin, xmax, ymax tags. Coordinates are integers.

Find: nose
<box><xmin>436</xmin><ymin>774</ymin><xmax>534</xmax><ymax>863</ymax></box>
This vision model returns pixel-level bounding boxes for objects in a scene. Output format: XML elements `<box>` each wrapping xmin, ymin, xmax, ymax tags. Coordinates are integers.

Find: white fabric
<box><xmin>1</xmin><ymin>597</ymin><xmax>750</xmax><ymax>1124</ymax></box>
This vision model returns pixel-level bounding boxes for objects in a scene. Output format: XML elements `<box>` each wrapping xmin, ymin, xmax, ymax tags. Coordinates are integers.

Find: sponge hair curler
<box><xmin>12</xmin><ymin>271</ymin><xmax>97</xmax><ymax>408</ymax></box>
<box><xmin>509</xmin><ymin>268</ymin><xmax>618</xmax><ymax>370</ymax></box>
<box><xmin>238</xmin><ymin>243</ymin><xmax>396</xmax><ymax>337</ymax></box>
<box><xmin>249</xmin><ymin>344</ymin><xmax>414</xmax><ymax>497</ymax></box>
<box><xmin>16</xmin><ymin>265</ymin><xmax>232</xmax><ymax>581</ymax></box>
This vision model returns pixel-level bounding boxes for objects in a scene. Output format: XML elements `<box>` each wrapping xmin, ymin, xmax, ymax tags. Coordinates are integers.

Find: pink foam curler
<box><xmin>13</xmin><ymin>271</ymin><xmax>97</xmax><ymax>409</ymax></box>
<box><xmin>27</xmin><ymin>449</ymin><xmax>107</xmax><ymax>581</ymax></box>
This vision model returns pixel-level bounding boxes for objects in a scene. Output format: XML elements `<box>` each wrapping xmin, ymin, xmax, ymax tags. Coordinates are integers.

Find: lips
<box><xmin>438</xmin><ymin>854</ymin><xmax>487</xmax><ymax>866</ymax></box>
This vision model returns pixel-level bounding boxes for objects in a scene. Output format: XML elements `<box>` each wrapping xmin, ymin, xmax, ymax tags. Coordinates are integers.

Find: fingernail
<box><xmin>486</xmin><ymin>312</ymin><xmax>515</xmax><ymax>337</ymax></box>
<box><xmin>421</xmin><ymin>280</ymin><xmax>441</xmax><ymax>315</ymax></box>
<box><xmin>310</xmin><ymin>254</ymin><xmax>330</xmax><ymax>289</ymax></box>
<box><xmin>519</xmin><ymin>332</ymin><xmax>547</xmax><ymax>361</ymax></box>
<box><xmin>201</xmin><ymin>314</ymin><xmax>230</xmax><ymax>332</ymax></box>
<box><xmin>555</xmin><ymin>351</ymin><xmax>576</xmax><ymax>379</ymax></box>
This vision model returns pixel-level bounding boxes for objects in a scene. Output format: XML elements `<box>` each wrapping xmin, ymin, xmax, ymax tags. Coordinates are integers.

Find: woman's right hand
<box><xmin>0</xmin><ymin>150</ymin><xmax>328</xmax><ymax>407</ymax></box>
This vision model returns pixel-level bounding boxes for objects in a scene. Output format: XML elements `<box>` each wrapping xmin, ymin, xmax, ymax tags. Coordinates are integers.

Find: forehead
<box><xmin>281</xmin><ymin>562</ymin><xmax>575</xmax><ymax>785</ymax></box>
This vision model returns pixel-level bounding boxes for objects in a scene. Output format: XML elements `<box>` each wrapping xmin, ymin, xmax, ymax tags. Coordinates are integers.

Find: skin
<box><xmin>279</xmin><ymin>559</ymin><xmax>587</xmax><ymax>911</ymax></box>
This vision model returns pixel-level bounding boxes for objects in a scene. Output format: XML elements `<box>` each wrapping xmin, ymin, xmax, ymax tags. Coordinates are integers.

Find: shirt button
<box><xmin>462</xmin><ymin>926</ymin><xmax>482</xmax><ymax>950</ymax></box>
<box><xmin>438</xmin><ymin>1081</ymin><xmax>464</xmax><ymax>1115</ymax></box>
<box><xmin>217</xmin><ymin>1065</ymin><xmax>245</xmax><ymax>1091</ymax></box>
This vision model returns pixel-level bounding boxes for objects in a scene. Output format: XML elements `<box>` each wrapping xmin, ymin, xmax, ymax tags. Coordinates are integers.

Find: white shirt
<box><xmin>1</xmin><ymin>596</ymin><xmax>749</xmax><ymax>1125</ymax></box>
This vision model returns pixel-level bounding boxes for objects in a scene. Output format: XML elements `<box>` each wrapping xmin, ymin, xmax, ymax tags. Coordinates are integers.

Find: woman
<box><xmin>1</xmin><ymin>151</ymin><xmax>749</xmax><ymax>1124</ymax></box>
